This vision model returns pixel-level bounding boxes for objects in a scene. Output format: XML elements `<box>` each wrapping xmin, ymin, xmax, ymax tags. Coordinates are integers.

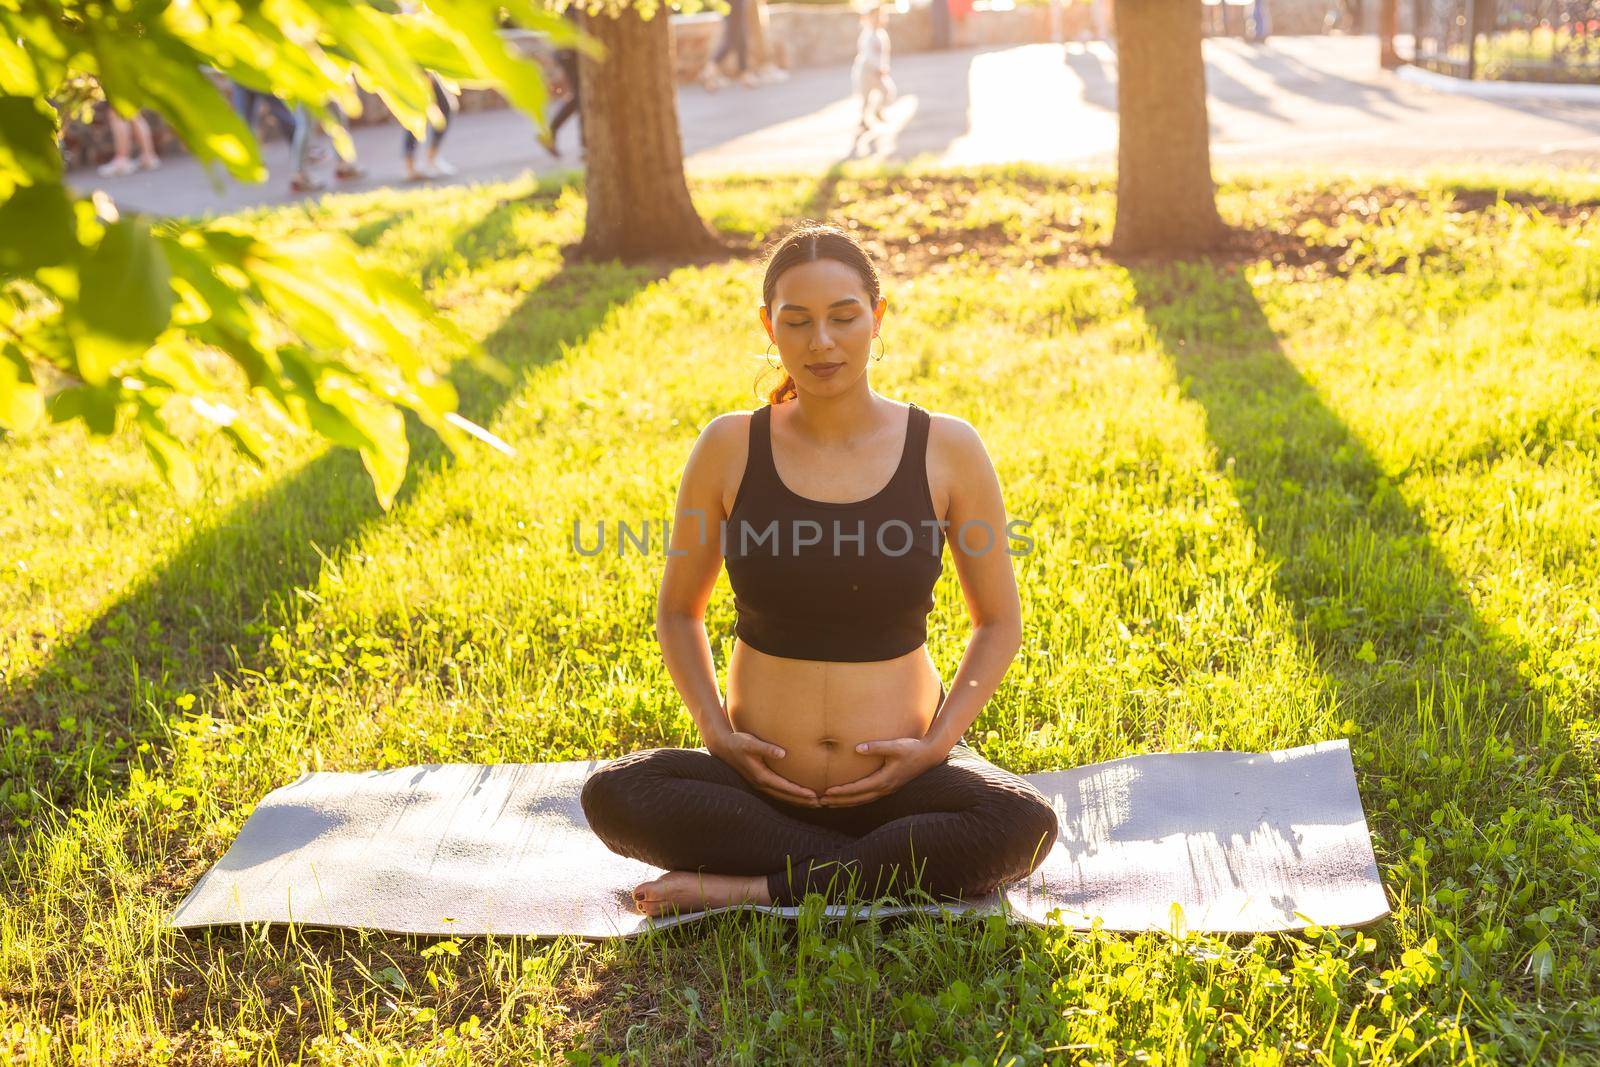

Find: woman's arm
<box><xmin>921</xmin><ymin>415</ymin><xmax>1024</xmax><ymax>753</ymax></box>
<box><xmin>655</xmin><ymin>415</ymin><xmax>740</xmax><ymax>751</ymax></box>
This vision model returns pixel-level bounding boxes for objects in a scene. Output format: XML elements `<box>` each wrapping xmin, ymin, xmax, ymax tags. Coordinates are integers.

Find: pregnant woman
<box><xmin>581</xmin><ymin>223</ymin><xmax>1058</xmax><ymax>918</ymax></box>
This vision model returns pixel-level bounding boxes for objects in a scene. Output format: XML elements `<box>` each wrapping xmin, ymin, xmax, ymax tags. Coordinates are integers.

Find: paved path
<box><xmin>78</xmin><ymin>35</ymin><xmax>1600</xmax><ymax>220</ymax></box>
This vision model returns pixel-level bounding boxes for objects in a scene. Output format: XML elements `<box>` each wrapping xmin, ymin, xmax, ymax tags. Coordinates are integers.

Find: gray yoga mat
<box><xmin>167</xmin><ymin>740</ymin><xmax>1389</xmax><ymax>938</ymax></box>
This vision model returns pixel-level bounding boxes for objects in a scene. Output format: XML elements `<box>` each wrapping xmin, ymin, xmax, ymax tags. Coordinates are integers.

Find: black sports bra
<box><xmin>723</xmin><ymin>401</ymin><xmax>945</xmax><ymax>662</ymax></box>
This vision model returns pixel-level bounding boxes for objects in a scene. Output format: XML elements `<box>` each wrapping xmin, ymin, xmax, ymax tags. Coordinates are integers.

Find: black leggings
<box><xmin>580</xmin><ymin>684</ymin><xmax>1059</xmax><ymax>906</ymax></box>
<box><xmin>402</xmin><ymin>74</ymin><xmax>451</xmax><ymax>159</ymax></box>
<box><xmin>549</xmin><ymin>51</ymin><xmax>582</xmax><ymax>141</ymax></box>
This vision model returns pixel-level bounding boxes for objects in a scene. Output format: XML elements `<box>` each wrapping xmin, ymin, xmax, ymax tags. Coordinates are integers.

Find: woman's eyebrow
<box><xmin>779</xmin><ymin>298</ymin><xmax>863</xmax><ymax>312</ymax></box>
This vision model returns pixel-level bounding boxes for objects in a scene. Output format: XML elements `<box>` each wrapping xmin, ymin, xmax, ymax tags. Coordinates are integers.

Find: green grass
<box><xmin>2</xmin><ymin>160</ymin><xmax>1599</xmax><ymax>1063</ymax></box>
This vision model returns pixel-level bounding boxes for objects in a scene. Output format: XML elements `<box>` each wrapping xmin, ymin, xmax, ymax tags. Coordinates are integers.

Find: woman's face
<box><xmin>761</xmin><ymin>258</ymin><xmax>886</xmax><ymax>394</ymax></box>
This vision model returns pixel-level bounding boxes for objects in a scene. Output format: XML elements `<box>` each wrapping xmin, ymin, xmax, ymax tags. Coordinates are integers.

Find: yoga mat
<box><xmin>167</xmin><ymin>740</ymin><xmax>1389</xmax><ymax>938</ymax></box>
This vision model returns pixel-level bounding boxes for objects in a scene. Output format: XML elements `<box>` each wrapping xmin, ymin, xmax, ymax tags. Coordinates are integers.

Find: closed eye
<box><xmin>785</xmin><ymin>317</ymin><xmax>859</xmax><ymax>326</ymax></box>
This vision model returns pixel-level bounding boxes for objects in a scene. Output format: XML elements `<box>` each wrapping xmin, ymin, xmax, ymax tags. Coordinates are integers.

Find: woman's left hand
<box><xmin>818</xmin><ymin>737</ymin><xmax>945</xmax><ymax>807</ymax></box>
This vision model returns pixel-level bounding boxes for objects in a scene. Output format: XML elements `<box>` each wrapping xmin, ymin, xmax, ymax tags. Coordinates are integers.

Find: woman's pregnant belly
<box><xmin>724</xmin><ymin>640</ymin><xmax>944</xmax><ymax>797</ymax></box>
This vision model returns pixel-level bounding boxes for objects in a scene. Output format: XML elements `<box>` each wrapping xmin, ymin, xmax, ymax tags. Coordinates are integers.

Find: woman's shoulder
<box><xmin>690</xmin><ymin>407</ymin><xmax>766</xmax><ymax>472</ymax></box>
<box><xmin>678</xmin><ymin>409</ymin><xmax>765</xmax><ymax>512</ymax></box>
<box><xmin>693</xmin><ymin>407</ymin><xmax>761</xmax><ymax>457</ymax></box>
<box><xmin>923</xmin><ymin>408</ymin><xmax>988</xmax><ymax>470</ymax></box>
<box><xmin>920</xmin><ymin>406</ymin><xmax>976</xmax><ymax>439</ymax></box>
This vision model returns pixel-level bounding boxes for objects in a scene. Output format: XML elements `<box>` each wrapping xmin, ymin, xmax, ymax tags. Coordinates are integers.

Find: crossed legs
<box><xmin>581</xmin><ymin>739</ymin><xmax>1059</xmax><ymax>915</ymax></box>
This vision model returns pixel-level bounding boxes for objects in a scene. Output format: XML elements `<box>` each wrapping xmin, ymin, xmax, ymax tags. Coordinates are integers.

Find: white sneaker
<box><xmin>429</xmin><ymin>156</ymin><xmax>458</xmax><ymax>177</ymax></box>
<box><xmin>758</xmin><ymin>65</ymin><xmax>790</xmax><ymax>84</ymax></box>
<box><xmin>698</xmin><ymin>62</ymin><xmax>726</xmax><ymax>92</ymax></box>
<box><xmin>97</xmin><ymin>157</ymin><xmax>137</xmax><ymax>177</ymax></box>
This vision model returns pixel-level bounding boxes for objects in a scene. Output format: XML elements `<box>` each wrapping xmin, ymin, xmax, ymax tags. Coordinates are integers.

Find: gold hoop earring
<box><xmin>872</xmin><ymin>334</ymin><xmax>885</xmax><ymax>362</ymax></box>
<box><xmin>765</xmin><ymin>341</ymin><xmax>778</xmax><ymax>370</ymax></box>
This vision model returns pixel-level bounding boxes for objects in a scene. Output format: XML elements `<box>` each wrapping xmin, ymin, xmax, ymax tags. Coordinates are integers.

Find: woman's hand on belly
<box><xmin>711</xmin><ymin>730</ymin><xmax>822</xmax><ymax>806</ymax></box>
<box><xmin>817</xmin><ymin>735</ymin><xmax>944</xmax><ymax>808</ymax></box>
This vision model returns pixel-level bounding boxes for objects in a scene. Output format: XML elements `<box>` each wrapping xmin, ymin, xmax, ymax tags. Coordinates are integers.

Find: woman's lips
<box><xmin>807</xmin><ymin>362</ymin><xmax>843</xmax><ymax>377</ymax></box>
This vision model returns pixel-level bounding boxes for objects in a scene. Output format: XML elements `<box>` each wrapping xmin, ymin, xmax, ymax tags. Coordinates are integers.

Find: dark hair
<box><xmin>759</xmin><ymin>223</ymin><xmax>882</xmax><ymax>405</ymax></box>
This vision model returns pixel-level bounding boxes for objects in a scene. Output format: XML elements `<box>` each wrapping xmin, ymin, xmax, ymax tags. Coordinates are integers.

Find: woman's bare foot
<box><xmin>631</xmin><ymin>871</ymin><xmax>770</xmax><ymax>917</ymax></box>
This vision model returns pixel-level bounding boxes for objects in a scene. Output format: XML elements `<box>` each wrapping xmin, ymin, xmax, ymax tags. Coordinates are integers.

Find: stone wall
<box><xmin>668</xmin><ymin>0</ymin><xmax>1065</xmax><ymax>82</ymax></box>
<box><xmin>667</xmin><ymin>0</ymin><xmax>1360</xmax><ymax>85</ymax></box>
<box><xmin>1203</xmin><ymin>0</ymin><xmax>1369</xmax><ymax>37</ymax></box>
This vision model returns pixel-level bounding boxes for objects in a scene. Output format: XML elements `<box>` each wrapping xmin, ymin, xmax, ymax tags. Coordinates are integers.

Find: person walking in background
<box><xmin>391</xmin><ymin>1</ymin><xmax>457</xmax><ymax>179</ymax></box>
<box><xmin>288</xmin><ymin>100</ymin><xmax>366</xmax><ymax>194</ymax></box>
<box><xmin>402</xmin><ymin>72</ymin><xmax>458</xmax><ymax>180</ymax></box>
<box><xmin>1248</xmin><ymin>0</ymin><xmax>1271</xmax><ymax>41</ymax></box>
<box><xmin>539</xmin><ymin>2</ymin><xmax>585</xmax><ymax>158</ymax></box>
<box><xmin>231</xmin><ymin>82</ymin><xmax>299</xmax><ymax>146</ymax></box>
<box><xmin>744</xmin><ymin>0</ymin><xmax>791</xmax><ymax>85</ymax></box>
<box><xmin>231</xmin><ymin>78</ymin><xmax>338</xmax><ymax>192</ymax></box>
<box><xmin>699</xmin><ymin>0</ymin><xmax>760</xmax><ymax>91</ymax></box>
<box><xmin>851</xmin><ymin>3</ymin><xmax>895</xmax><ymax>132</ymax></box>
<box><xmin>97</xmin><ymin>108</ymin><xmax>161</xmax><ymax>176</ymax></box>
<box><xmin>947</xmin><ymin>0</ymin><xmax>973</xmax><ymax>40</ymax></box>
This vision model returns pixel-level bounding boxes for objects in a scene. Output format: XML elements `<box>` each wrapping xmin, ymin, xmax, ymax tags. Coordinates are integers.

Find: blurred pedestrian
<box><xmin>852</xmin><ymin>3</ymin><xmax>895</xmax><ymax>132</ymax></box>
<box><xmin>540</xmin><ymin>1</ymin><xmax>585</xmax><ymax>157</ymax></box>
<box><xmin>231</xmin><ymin>82</ymin><xmax>299</xmax><ymax>145</ymax></box>
<box><xmin>402</xmin><ymin>73</ymin><xmax>458</xmax><ymax>180</ymax></box>
<box><xmin>290</xmin><ymin>100</ymin><xmax>366</xmax><ymax>194</ymax></box>
<box><xmin>97</xmin><ymin>108</ymin><xmax>161</xmax><ymax>177</ymax></box>
<box><xmin>699</xmin><ymin>0</ymin><xmax>760</xmax><ymax>91</ymax></box>
<box><xmin>1248</xmin><ymin>0</ymin><xmax>1271</xmax><ymax>41</ymax></box>
<box><xmin>745</xmin><ymin>0</ymin><xmax>791</xmax><ymax>85</ymax></box>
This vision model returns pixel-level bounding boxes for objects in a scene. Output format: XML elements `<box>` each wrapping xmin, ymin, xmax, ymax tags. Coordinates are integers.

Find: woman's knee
<box><xmin>579</xmin><ymin>749</ymin><xmax>664</xmax><ymax>838</ymax></box>
<box><xmin>996</xmin><ymin>786</ymin><xmax>1059</xmax><ymax>875</ymax></box>
<box><xmin>580</xmin><ymin>746</ymin><xmax>732</xmax><ymax>836</ymax></box>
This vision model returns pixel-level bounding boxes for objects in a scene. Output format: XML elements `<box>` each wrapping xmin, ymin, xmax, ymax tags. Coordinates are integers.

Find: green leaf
<box><xmin>1527</xmin><ymin>940</ymin><xmax>1554</xmax><ymax>983</ymax></box>
<box><xmin>74</xmin><ymin>218</ymin><xmax>174</xmax><ymax>383</ymax></box>
<box><xmin>278</xmin><ymin>351</ymin><xmax>382</xmax><ymax>454</ymax></box>
<box><xmin>0</xmin><ymin>344</ymin><xmax>45</xmax><ymax>431</ymax></box>
<box><xmin>358</xmin><ymin>406</ymin><xmax>406</xmax><ymax>511</ymax></box>
<box><xmin>0</xmin><ymin>95</ymin><xmax>63</xmax><ymax>189</ymax></box>
<box><xmin>426</xmin><ymin>0</ymin><xmax>551</xmax><ymax>122</ymax></box>
<box><xmin>95</xmin><ymin>38</ymin><xmax>264</xmax><ymax>182</ymax></box>
<box><xmin>217</xmin><ymin>416</ymin><xmax>271</xmax><ymax>469</ymax></box>
<box><xmin>135</xmin><ymin>400</ymin><xmax>200</xmax><ymax>499</ymax></box>
<box><xmin>0</xmin><ymin>10</ymin><xmax>68</xmax><ymax>97</ymax></box>
<box><xmin>290</xmin><ymin>364</ymin><xmax>411</xmax><ymax>510</ymax></box>
<box><xmin>45</xmin><ymin>381</ymin><xmax>121</xmax><ymax>435</ymax></box>
<box><xmin>0</xmin><ymin>181</ymin><xmax>77</xmax><ymax>273</ymax></box>
<box><xmin>345</xmin><ymin>395</ymin><xmax>408</xmax><ymax>510</ymax></box>
<box><xmin>318</xmin><ymin>4</ymin><xmax>439</xmax><ymax>126</ymax></box>
<box><xmin>139</xmin><ymin>338</ymin><xmax>219</xmax><ymax>393</ymax></box>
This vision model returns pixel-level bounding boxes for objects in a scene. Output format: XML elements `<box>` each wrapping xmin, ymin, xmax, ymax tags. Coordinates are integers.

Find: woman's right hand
<box><xmin>712</xmin><ymin>731</ymin><xmax>820</xmax><ymax>806</ymax></box>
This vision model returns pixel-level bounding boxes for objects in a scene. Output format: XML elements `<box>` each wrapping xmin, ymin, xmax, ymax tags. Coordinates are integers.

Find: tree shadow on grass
<box><xmin>1122</xmin><ymin>258</ymin><xmax>1598</xmax><ymax>1049</ymax></box>
<box><xmin>0</xmin><ymin>177</ymin><xmax>673</xmax><ymax>850</ymax></box>
<box><xmin>1123</xmin><ymin>259</ymin><xmax>1538</xmax><ymax>740</ymax></box>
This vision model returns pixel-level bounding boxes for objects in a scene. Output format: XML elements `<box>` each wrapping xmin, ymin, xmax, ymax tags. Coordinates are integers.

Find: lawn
<box><xmin>1</xmin><ymin>162</ymin><xmax>1598</xmax><ymax>1063</ymax></box>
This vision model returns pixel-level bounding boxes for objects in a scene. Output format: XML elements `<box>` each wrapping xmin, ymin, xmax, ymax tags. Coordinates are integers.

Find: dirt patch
<box><xmin>723</xmin><ymin>178</ymin><xmax>1594</xmax><ymax>278</ymax></box>
<box><xmin>1447</xmin><ymin>186</ymin><xmax>1599</xmax><ymax>222</ymax></box>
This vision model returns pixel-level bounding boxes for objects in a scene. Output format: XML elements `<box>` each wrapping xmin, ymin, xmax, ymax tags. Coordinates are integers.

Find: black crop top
<box><xmin>723</xmin><ymin>401</ymin><xmax>945</xmax><ymax>662</ymax></box>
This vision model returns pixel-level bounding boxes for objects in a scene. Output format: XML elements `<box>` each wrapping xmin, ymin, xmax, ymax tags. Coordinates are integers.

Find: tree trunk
<box><xmin>1379</xmin><ymin>0</ymin><xmax>1400</xmax><ymax>68</ymax></box>
<box><xmin>576</xmin><ymin>3</ymin><xmax>727</xmax><ymax>262</ymax></box>
<box><xmin>1110</xmin><ymin>0</ymin><xmax>1225</xmax><ymax>255</ymax></box>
